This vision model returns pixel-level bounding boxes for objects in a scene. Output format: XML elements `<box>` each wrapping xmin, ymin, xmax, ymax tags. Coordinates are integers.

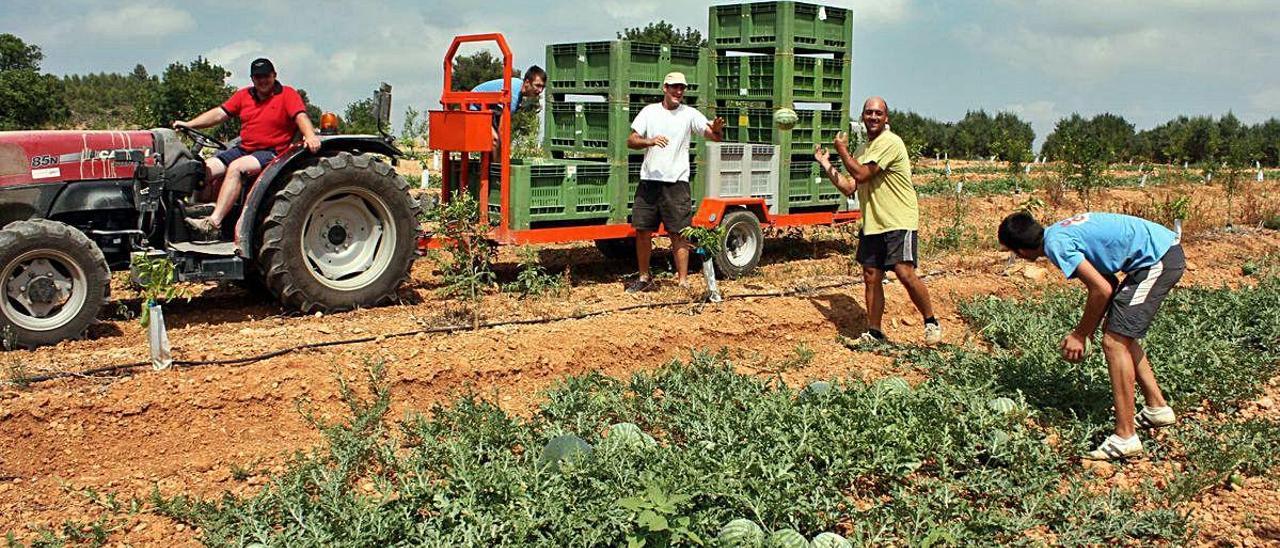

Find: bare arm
<box><xmin>296</xmin><ymin>112</ymin><xmax>321</xmax><ymax>153</ymax></box>
<box><xmin>1061</xmin><ymin>259</ymin><xmax>1113</xmax><ymax>362</ymax></box>
<box><xmin>833</xmin><ymin>131</ymin><xmax>881</xmax><ymax>183</ymax></box>
<box><xmin>814</xmin><ymin>147</ymin><xmax>856</xmax><ymax>196</ymax></box>
<box><xmin>176</xmin><ymin>107</ymin><xmax>229</xmax><ymax>130</ymax></box>
<box><xmin>628</xmin><ymin>131</ymin><xmax>667</xmax><ymax>150</ymax></box>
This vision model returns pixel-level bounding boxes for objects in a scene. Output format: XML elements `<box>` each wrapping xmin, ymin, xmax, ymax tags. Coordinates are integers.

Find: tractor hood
<box><xmin>0</xmin><ymin>130</ymin><xmax>156</xmax><ymax>187</ymax></box>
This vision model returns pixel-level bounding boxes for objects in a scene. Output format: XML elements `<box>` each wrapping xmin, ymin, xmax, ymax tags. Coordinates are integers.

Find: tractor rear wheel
<box><xmin>712</xmin><ymin>209</ymin><xmax>763</xmax><ymax>279</ymax></box>
<box><xmin>0</xmin><ymin>220</ymin><xmax>110</xmax><ymax>348</ymax></box>
<box><xmin>257</xmin><ymin>153</ymin><xmax>419</xmax><ymax>314</ymax></box>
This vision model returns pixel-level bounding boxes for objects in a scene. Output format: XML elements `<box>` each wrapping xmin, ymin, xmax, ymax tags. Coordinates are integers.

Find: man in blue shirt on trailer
<box><xmin>999</xmin><ymin>211</ymin><xmax>1185</xmax><ymax>461</ymax></box>
<box><xmin>470</xmin><ymin>66</ymin><xmax>547</xmax><ymax>148</ymax></box>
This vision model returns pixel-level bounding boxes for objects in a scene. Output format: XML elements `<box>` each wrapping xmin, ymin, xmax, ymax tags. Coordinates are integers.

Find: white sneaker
<box><xmin>1135</xmin><ymin>406</ymin><xmax>1176</xmax><ymax>429</ymax></box>
<box><xmin>1083</xmin><ymin>434</ymin><xmax>1143</xmax><ymax>461</ymax></box>
<box><xmin>923</xmin><ymin>322</ymin><xmax>942</xmax><ymax>345</ymax></box>
<box><xmin>856</xmin><ymin>332</ymin><xmax>882</xmax><ymax>345</ymax></box>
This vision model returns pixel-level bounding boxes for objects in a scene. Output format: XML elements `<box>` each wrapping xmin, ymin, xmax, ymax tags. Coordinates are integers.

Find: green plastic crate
<box><xmin>719</xmin><ymin>106</ymin><xmax>773</xmax><ymax>143</ymax></box>
<box><xmin>715</xmin><ymin>54</ymin><xmax>850</xmax><ymax>103</ymax></box>
<box><xmin>543</xmin><ymin>100</ymin><xmax>632</xmax><ymax>157</ymax></box>
<box><xmin>784</xmin><ymin>156</ymin><xmax>844</xmax><ymax>209</ymax></box>
<box><xmin>445</xmin><ymin>158</ymin><xmax>621</xmax><ymax>229</ymax></box>
<box><xmin>709</xmin><ymin>1</ymin><xmax>853</xmax><ymax>54</ymax></box>
<box><xmin>544</xmin><ymin>41</ymin><xmax>712</xmax><ymax>97</ymax></box>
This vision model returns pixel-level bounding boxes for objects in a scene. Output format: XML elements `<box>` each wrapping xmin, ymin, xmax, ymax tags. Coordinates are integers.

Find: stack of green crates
<box><xmin>709</xmin><ymin>1</ymin><xmax>853</xmax><ymax>213</ymax></box>
<box><xmin>543</xmin><ymin>39</ymin><xmax>714</xmax><ymax>221</ymax></box>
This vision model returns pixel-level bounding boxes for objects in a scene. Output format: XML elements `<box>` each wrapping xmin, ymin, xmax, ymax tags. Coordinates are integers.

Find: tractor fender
<box><xmin>46</xmin><ymin>179</ymin><xmax>135</xmax><ymax>217</ymax></box>
<box><xmin>0</xmin><ymin>182</ymin><xmax>62</xmax><ymax>227</ymax></box>
<box><xmin>692</xmin><ymin>197</ymin><xmax>771</xmax><ymax>229</ymax></box>
<box><xmin>234</xmin><ymin>136</ymin><xmax>403</xmax><ymax>259</ymax></box>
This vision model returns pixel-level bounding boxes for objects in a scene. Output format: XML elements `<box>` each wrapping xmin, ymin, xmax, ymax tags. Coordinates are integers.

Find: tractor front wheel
<box><xmin>0</xmin><ymin>220</ymin><xmax>110</xmax><ymax>348</ymax></box>
<box><xmin>257</xmin><ymin>153</ymin><xmax>419</xmax><ymax>314</ymax></box>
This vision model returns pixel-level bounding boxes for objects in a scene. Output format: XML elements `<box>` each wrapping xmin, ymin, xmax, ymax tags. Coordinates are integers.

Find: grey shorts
<box><xmin>1106</xmin><ymin>244</ymin><xmax>1185</xmax><ymax>339</ymax></box>
<box><xmin>856</xmin><ymin>229</ymin><xmax>918</xmax><ymax>270</ymax></box>
<box><xmin>632</xmin><ymin>179</ymin><xmax>692</xmax><ymax>233</ymax></box>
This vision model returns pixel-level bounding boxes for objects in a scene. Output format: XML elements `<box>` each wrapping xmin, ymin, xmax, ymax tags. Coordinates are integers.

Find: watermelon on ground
<box><xmin>875</xmin><ymin>376</ymin><xmax>912</xmax><ymax>396</ymax></box>
<box><xmin>987</xmin><ymin>397</ymin><xmax>1018</xmax><ymax>414</ymax></box>
<box><xmin>810</xmin><ymin>532</ymin><xmax>851</xmax><ymax>548</ymax></box>
<box><xmin>799</xmin><ymin>380</ymin><xmax>834</xmax><ymax>400</ymax></box>
<box><xmin>604</xmin><ymin>422</ymin><xmax>657</xmax><ymax>448</ymax></box>
<box><xmin>767</xmin><ymin>528</ymin><xmax>810</xmax><ymax>548</ymax></box>
<box><xmin>538</xmin><ymin>434</ymin><xmax>592</xmax><ymax>469</ymax></box>
<box><xmin>717</xmin><ymin>518</ymin><xmax>765</xmax><ymax>547</ymax></box>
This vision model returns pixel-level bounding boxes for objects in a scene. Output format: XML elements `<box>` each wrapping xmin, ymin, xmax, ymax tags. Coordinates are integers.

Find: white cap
<box><xmin>663</xmin><ymin>72</ymin><xmax>688</xmax><ymax>86</ymax></box>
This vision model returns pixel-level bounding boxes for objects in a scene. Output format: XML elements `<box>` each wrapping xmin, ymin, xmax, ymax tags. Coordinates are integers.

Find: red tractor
<box><xmin>0</xmin><ymin>86</ymin><xmax>420</xmax><ymax>348</ymax></box>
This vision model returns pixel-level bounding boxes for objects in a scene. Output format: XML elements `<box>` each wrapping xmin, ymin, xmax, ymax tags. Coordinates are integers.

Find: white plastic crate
<box><xmin>705</xmin><ymin>142</ymin><xmax>780</xmax><ymax>213</ymax></box>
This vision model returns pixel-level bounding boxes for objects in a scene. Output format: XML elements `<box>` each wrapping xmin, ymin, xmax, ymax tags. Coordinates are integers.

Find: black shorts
<box><xmin>632</xmin><ymin>179</ymin><xmax>692</xmax><ymax>233</ymax></box>
<box><xmin>214</xmin><ymin>145</ymin><xmax>276</xmax><ymax>168</ymax></box>
<box><xmin>1105</xmin><ymin>244</ymin><xmax>1185</xmax><ymax>339</ymax></box>
<box><xmin>856</xmin><ymin>229</ymin><xmax>918</xmax><ymax>270</ymax></box>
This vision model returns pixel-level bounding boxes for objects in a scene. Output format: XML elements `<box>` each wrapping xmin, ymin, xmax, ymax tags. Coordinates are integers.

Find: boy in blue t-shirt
<box><xmin>998</xmin><ymin>211</ymin><xmax>1185</xmax><ymax>461</ymax></box>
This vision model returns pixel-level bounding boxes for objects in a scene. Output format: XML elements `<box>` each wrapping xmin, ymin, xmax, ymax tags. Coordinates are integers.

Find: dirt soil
<box><xmin>2</xmin><ymin>183</ymin><xmax>1280</xmax><ymax>546</ymax></box>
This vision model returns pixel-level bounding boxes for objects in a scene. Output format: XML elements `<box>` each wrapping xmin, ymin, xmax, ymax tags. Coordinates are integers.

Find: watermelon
<box><xmin>767</xmin><ymin>528</ymin><xmax>810</xmax><ymax>548</ymax></box>
<box><xmin>774</xmin><ymin>108</ymin><xmax>799</xmax><ymax>130</ymax></box>
<box><xmin>875</xmin><ymin>376</ymin><xmax>911</xmax><ymax>396</ymax></box>
<box><xmin>810</xmin><ymin>532</ymin><xmax>851</xmax><ymax>548</ymax></box>
<box><xmin>717</xmin><ymin>518</ymin><xmax>765</xmax><ymax>547</ymax></box>
<box><xmin>986</xmin><ymin>397</ymin><xmax>1018</xmax><ymax>414</ymax></box>
<box><xmin>799</xmin><ymin>380</ymin><xmax>833</xmax><ymax>400</ymax></box>
<box><xmin>604</xmin><ymin>422</ymin><xmax>657</xmax><ymax>448</ymax></box>
<box><xmin>989</xmin><ymin>430</ymin><xmax>1012</xmax><ymax>447</ymax></box>
<box><xmin>538</xmin><ymin>434</ymin><xmax>592</xmax><ymax>469</ymax></box>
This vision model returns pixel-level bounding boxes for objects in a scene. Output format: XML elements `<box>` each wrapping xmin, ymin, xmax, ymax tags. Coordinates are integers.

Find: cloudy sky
<box><xmin>2</xmin><ymin>0</ymin><xmax>1277</xmax><ymax>148</ymax></box>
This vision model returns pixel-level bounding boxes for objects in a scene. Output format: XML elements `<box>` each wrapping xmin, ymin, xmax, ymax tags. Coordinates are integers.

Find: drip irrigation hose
<box><xmin>9</xmin><ymin>273</ymin><xmax>935</xmax><ymax>387</ymax></box>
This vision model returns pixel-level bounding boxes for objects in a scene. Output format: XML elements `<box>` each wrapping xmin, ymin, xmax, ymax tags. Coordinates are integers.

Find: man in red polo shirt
<box><xmin>175</xmin><ymin>57</ymin><xmax>321</xmax><ymax>240</ymax></box>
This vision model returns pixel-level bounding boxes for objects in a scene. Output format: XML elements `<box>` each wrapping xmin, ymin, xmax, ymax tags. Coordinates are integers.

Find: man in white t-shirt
<box><xmin>624</xmin><ymin>71</ymin><xmax>725</xmax><ymax>293</ymax></box>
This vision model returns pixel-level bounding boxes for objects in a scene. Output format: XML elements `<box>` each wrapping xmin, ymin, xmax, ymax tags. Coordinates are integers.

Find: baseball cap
<box><xmin>662</xmin><ymin>72</ymin><xmax>688</xmax><ymax>86</ymax></box>
<box><xmin>250</xmin><ymin>58</ymin><xmax>275</xmax><ymax>77</ymax></box>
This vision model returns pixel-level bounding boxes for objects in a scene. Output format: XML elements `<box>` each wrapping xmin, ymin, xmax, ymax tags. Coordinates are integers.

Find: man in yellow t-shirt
<box><xmin>814</xmin><ymin>96</ymin><xmax>941</xmax><ymax>345</ymax></box>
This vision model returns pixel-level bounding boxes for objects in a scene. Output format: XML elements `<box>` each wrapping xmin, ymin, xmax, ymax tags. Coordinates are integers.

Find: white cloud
<box><xmin>962</xmin><ymin>1</ymin><xmax>1279</xmax><ymax>85</ymax></box>
<box><xmin>1250</xmin><ymin>87</ymin><xmax>1280</xmax><ymax>112</ymax></box>
<box><xmin>83</xmin><ymin>5</ymin><xmax>195</xmax><ymax>39</ymax></box>
<box><xmin>601</xmin><ymin>0</ymin><xmax>661</xmax><ymax>20</ymax></box>
<box><xmin>1000</xmin><ymin>100</ymin><xmax>1060</xmax><ymax>148</ymax></box>
<box><xmin>849</xmin><ymin>0</ymin><xmax>911</xmax><ymax>24</ymax></box>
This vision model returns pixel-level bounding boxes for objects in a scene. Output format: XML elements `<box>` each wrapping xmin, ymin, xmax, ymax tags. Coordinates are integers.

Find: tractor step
<box><xmin>169</xmin><ymin>241</ymin><xmax>237</xmax><ymax>255</ymax></box>
<box><xmin>168</xmin><ymin>241</ymin><xmax>245</xmax><ymax>282</ymax></box>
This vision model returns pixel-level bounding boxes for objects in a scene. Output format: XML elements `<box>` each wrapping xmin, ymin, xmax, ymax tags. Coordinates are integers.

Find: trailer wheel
<box><xmin>0</xmin><ymin>220</ymin><xmax>110</xmax><ymax>348</ymax></box>
<box><xmin>258</xmin><ymin>153</ymin><xmax>419</xmax><ymax>314</ymax></box>
<box><xmin>594</xmin><ymin>237</ymin><xmax>636</xmax><ymax>262</ymax></box>
<box><xmin>713</xmin><ymin>209</ymin><xmax>763</xmax><ymax>279</ymax></box>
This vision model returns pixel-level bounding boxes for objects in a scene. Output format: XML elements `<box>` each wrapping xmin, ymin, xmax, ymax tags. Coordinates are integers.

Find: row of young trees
<box><xmin>892</xmin><ymin>109</ymin><xmax>1036</xmax><ymax>165</ymax></box>
<box><xmin>892</xmin><ymin>108</ymin><xmax>1280</xmax><ymax>168</ymax></box>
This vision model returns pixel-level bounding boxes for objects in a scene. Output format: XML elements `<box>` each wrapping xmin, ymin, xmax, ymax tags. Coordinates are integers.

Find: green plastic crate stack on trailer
<box><xmin>544</xmin><ymin>39</ymin><xmax>714</xmax><ymax>221</ymax></box>
<box><xmin>445</xmin><ymin>158</ymin><xmax>623</xmax><ymax>230</ymax></box>
<box><xmin>709</xmin><ymin>1</ymin><xmax>853</xmax><ymax>213</ymax></box>
<box><xmin>544</xmin><ymin>41</ymin><xmax>712</xmax><ymax>158</ymax></box>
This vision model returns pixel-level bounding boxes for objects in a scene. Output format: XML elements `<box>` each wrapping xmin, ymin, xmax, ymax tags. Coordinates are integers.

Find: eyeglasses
<box><xmin>665</xmin><ymin>84</ymin><xmax>688</xmax><ymax>90</ymax></box>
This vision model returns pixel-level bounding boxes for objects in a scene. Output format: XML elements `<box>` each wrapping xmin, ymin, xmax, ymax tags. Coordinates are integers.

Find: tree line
<box><xmin>6</xmin><ymin>31</ymin><xmax>1277</xmax><ymax>169</ymax></box>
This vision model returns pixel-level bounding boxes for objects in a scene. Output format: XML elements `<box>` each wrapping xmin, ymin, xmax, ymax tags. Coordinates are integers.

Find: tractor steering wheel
<box><xmin>175</xmin><ymin>124</ymin><xmax>229</xmax><ymax>153</ymax></box>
